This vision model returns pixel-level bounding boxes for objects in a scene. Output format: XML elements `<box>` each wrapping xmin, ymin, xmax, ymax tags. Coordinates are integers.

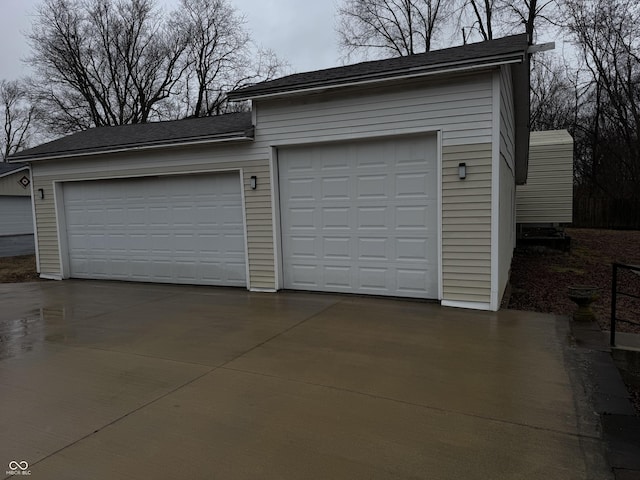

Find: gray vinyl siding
<box><xmin>31</xmin><ymin>68</ymin><xmax>502</xmax><ymax>306</ymax></box>
<box><xmin>31</xmin><ymin>146</ymin><xmax>275</xmax><ymax>289</ymax></box>
<box><xmin>498</xmin><ymin>66</ymin><xmax>516</xmax><ymax>303</ymax></box>
<box><xmin>255</xmin><ymin>71</ymin><xmax>496</xmax><ymax>304</ymax></box>
<box><xmin>442</xmin><ymin>143</ymin><xmax>493</xmax><ymax>303</ymax></box>
<box><xmin>516</xmin><ymin>130</ymin><xmax>573</xmax><ymax>224</ymax></box>
<box><xmin>0</xmin><ymin>171</ymin><xmax>31</xmax><ymax>196</ymax></box>
<box><xmin>254</xmin><ymin>72</ymin><xmax>494</xmax><ymax>147</ymax></box>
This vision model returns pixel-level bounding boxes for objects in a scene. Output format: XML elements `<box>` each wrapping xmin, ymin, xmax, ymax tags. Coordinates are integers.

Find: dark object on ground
<box><xmin>568</xmin><ymin>285</ymin><xmax>600</xmax><ymax>322</ymax></box>
<box><xmin>517</xmin><ymin>225</ymin><xmax>571</xmax><ymax>252</ymax></box>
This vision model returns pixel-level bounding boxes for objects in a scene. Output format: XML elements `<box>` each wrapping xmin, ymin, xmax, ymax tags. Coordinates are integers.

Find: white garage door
<box><xmin>0</xmin><ymin>196</ymin><xmax>33</xmax><ymax>236</ymax></box>
<box><xmin>278</xmin><ymin>135</ymin><xmax>438</xmax><ymax>299</ymax></box>
<box><xmin>63</xmin><ymin>173</ymin><xmax>246</xmax><ymax>286</ymax></box>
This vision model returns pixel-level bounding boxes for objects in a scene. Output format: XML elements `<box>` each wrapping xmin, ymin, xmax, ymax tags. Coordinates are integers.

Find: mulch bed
<box><xmin>509</xmin><ymin>228</ymin><xmax>640</xmax><ymax>334</ymax></box>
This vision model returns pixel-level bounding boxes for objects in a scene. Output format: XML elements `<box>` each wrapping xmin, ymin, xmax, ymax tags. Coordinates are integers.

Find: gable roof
<box><xmin>228</xmin><ymin>34</ymin><xmax>529</xmax><ymax>101</ymax></box>
<box><xmin>9</xmin><ymin>112</ymin><xmax>254</xmax><ymax>162</ymax></box>
<box><xmin>0</xmin><ymin>162</ymin><xmax>28</xmax><ymax>177</ymax></box>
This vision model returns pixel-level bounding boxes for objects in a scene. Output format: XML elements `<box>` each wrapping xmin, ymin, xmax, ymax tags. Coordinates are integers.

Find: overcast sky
<box><xmin>0</xmin><ymin>0</ymin><xmax>341</xmax><ymax>81</ymax></box>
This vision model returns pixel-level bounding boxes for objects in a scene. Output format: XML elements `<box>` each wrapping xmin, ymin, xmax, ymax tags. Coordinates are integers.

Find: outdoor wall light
<box><xmin>458</xmin><ymin>162</ymin><xmax>467</xmax><ymax>180</ymax></box>
<box><xmin>250</xmin><ymin>176</ymin><xmax>257</xmax><ymax>190</ymax></box>
<box><xmin>38</xmin><ymin>188</ymin><xmax>45</xmax><ymax>199</ymax></box>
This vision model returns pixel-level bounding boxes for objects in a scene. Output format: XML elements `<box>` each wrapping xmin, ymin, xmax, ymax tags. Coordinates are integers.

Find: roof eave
<box><xmin>0</xmin><ymin>165</ymin><xmax>29</xmax><ymax>178</ymax></box>
<box><xmin>228</xmin><ymin>53</ymin><xmax>526</xmax><ymax>102</ymax></box>
<box><xmin>8</xmin><ymin>130</ymin><xmax>254</xmax><ymax>163</ymax></box>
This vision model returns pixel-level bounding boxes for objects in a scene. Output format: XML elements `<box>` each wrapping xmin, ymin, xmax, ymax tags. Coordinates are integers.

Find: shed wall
<box><xmin>516</xmin><ymin>130</ymin><xmax>573</xmax><ymax>224</ymax></box>
<box><xmin>0</xmin><ymin>171</ymin><xmax>31</xmax><ymax>196</ymax></box>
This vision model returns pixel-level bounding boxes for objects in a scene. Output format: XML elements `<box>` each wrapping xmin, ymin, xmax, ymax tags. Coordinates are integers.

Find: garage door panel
<box><xmin>357</xmin><ymin>175</ymin><xmax>388</xmax><ymax>199</ymax></box>
<box><xmin>63</xmin><ymin>173</ymin><xmax>246</xmax><ymax>287</ymax></box>
<box><xmin>358</xmin><ymin>237</ymin><xmax>388</xmax><ymax>260</ymax></box>
<box><xmin>324</xmin><ymin>265</ymin><xmax>351</xmax><ymax>289</ymax></box>
<box><xmin>397</xmin><ymin>238</ymin><xmax>429</xmax><ymax>260</ymax></box>
<box><xmin>396</xmin><ymin>173</ymin><xmax>429</xmax><ymax>197</ymax></box>
<box><xmin>324</xmin><ymin>236</ymin><xmax>350</xmax><ymax>259</ymax></box>
<box><xmin>357</xmin><ymin>206</ymin><xmax>388</xmax><ymax>229</ymax></box>
<box><xmin>279</xmin><ymin>135</ymin><xmax>438</xmax><ymax>299</ymax></box>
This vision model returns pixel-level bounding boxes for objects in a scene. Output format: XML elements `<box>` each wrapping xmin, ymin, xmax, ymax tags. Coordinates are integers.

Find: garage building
<box><xmin>10</xmin><ymin>34</ymin><xmax>532</xmax><ymax>311</ymax></box>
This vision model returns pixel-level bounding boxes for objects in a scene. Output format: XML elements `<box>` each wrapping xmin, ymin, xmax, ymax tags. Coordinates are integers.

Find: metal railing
<box><xmin>610</xmin><ymin>262</ymin><xmax>640</xmax><ymax>346</ymax></box>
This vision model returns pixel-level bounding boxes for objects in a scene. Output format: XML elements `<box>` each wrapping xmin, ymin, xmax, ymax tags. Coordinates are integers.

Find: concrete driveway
<box><xmin>0</xmin><ymin>281</ymin><xmax>611</xmax><ymax>479</ymax></box>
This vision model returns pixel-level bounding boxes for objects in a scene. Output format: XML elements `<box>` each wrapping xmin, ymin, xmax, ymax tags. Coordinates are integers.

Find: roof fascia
<box><xmin>229</xmin><ymin>54</ymin><xmax>525</xmax><ymax>101</ymax></box>
<box><xmin>0</xmin><ymin>165</ymin><xmax>29</xmax><ymax>178</ymax></box>
<box><xmin>512</xmin><ymin>56</ymin><xmax>531</xmax><ymax>185</ymax></box>
<box><xmin>9</xmin><ymin>132</ymin><xmax>254</xmax><ymax>163</ymax></box>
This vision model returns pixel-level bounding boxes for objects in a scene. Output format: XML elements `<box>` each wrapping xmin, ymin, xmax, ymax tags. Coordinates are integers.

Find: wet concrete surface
<box><xmin>0</xmin><ymin>280</ymin><xmax>613</xmax><ymax>479</ymax></box>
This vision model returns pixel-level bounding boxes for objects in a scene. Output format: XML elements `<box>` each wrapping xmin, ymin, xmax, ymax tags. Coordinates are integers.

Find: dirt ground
<box><xmin>509</xmin><ymin>228</ymin><xmax>640</xmax><ymax>334</ymax></box>
<box><xmin>508</xmin><ymin>228</ymin><xmax>640</xmax><ymax>415</ymax></box>
<box><xmin>0</xmin><ymin>255</ymin><xmax>39</xmax><ymax>283</ymax></box>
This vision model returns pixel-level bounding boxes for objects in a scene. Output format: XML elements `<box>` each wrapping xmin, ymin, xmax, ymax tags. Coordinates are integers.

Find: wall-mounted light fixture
<box><xmin>250</xmin><ymin>176</ymin><xmax>257</xmax><ymax>190</ymax></box>
<box><xmin>38</xmin><ymin>188</ymin><xmax>45</xmax><ymax>199</ymax></box>
<box><xmin>458</xmin><ymin>162</ymin><xmax>467</xmax><ymax>180</ymax></box>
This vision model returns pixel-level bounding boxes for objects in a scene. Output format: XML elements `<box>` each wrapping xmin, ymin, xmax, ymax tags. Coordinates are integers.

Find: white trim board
<box><xmin>490</xmin><ymin>70</ymin><xmax>501</xmax><ymax>311</ymax></box>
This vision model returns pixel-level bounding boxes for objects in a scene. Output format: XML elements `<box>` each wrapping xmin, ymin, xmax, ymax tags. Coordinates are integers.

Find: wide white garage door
<box><xmin>0</xmin><ymin>196</ymin><xmax>33</xmax><ymax>236</ymax></box>
<box><xmin>278</xmin><ymin>135</ymin><xmax>438</xmax><ymax>299</ymax></box>
<box><xmin>63</xmin><ymin>173</ymin><xmax>246</xmax><ymax>286</ymax></box>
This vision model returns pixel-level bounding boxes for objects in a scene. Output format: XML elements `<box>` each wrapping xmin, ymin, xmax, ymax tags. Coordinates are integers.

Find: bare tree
<box><xmin>563</xmin><ymin>0</ymin><xmax>640</xmax><ymax>200</ymax></box>
<box><xmin>529</xmin><ymin>55</ymin><xmax>581</xmax><ymax>131</ymax></box>
<box><xmin>27</xmin><ymin>0</ymin><xmax>189</xmax><ymax>134</ymax></box>
<box><xmin>460</xmin><ymin>0</ymin><xmax>496</xmax><ymax>42</ymax></box>
<box><xmin>337</xmin><ymin>0</ymin><xmax>446</xmax><ymax>59</ymax></box>
<box><xmin>457</xmin><ymin>0</ymin><xmax>557</xmax><ymax>44</ymax></box>
<box><xmin>1</xmin><ymin>80</ymin><xmax>36</xmax><ymax>161</ymax></box>
<box><xmin>503</xmin><ymin>0</ymin><xmax>556</xmax><ymax>41</ymax></box>
<box><xmin>26</xmin><ymin>0</ymin><xmax>286</xmax><ymax>133</ymax></box>
<box><xmin>172</xmin><ymin>0</ymin><xmax>286</xmax><ymax>117</ymax></box>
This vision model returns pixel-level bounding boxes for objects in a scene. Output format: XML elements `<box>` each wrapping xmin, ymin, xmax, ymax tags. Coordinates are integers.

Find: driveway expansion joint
<box><xmin>22</xmin><ymin>364</ymin><xmax>220</xmax><ymax>472</ymax></box>
<box><xmin>214</xmin><ymin>298</ymin><xmax>345</xmax><ymax>370</ymax></box>
<box><xmin>220</xmin><ymin>365</ymin><xmax>601</xmax><ymax>441</ymax></box>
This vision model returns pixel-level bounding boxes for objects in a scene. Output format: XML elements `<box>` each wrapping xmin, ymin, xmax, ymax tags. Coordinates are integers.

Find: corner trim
<box><xmin>441</xmin><ymin>300</ymin><xmax>492</xmax><ymax>311</ymax></box>
<box><xmin>490</xmin><ymin>70</ymin><xmax>501</xmax><ymax>311</ymax></box>
<box><xmin>28</xmin><ymin>165</ymin><xmax>41</xmax><ymax>273</ymax></box>
<box><xmin>39</xmin><ymin>273</ymin><xmax>62</xmax><ymax>281</ymax></box>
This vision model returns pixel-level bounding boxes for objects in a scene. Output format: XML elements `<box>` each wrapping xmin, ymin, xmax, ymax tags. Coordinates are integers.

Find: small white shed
<box><xmin>516</xmin><ymin>130</ymin><xmax>573</xmax><ymax>225</ymax></box>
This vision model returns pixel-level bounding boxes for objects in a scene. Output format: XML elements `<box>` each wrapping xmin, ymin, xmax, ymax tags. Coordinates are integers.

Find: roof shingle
<box><xmin>9</xmin><ymin>112</ymin><xmax>253</xmax><ymax>162</ymax></box>
<box><xmin>0</xmin><ymin>162</ymin><xmax>28</xmax><ymax>176</ymax></box>
<box><xmin>228</xmin><ymin>34</ymin><xmax>529</xmax><ymax>100</ymax></box>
